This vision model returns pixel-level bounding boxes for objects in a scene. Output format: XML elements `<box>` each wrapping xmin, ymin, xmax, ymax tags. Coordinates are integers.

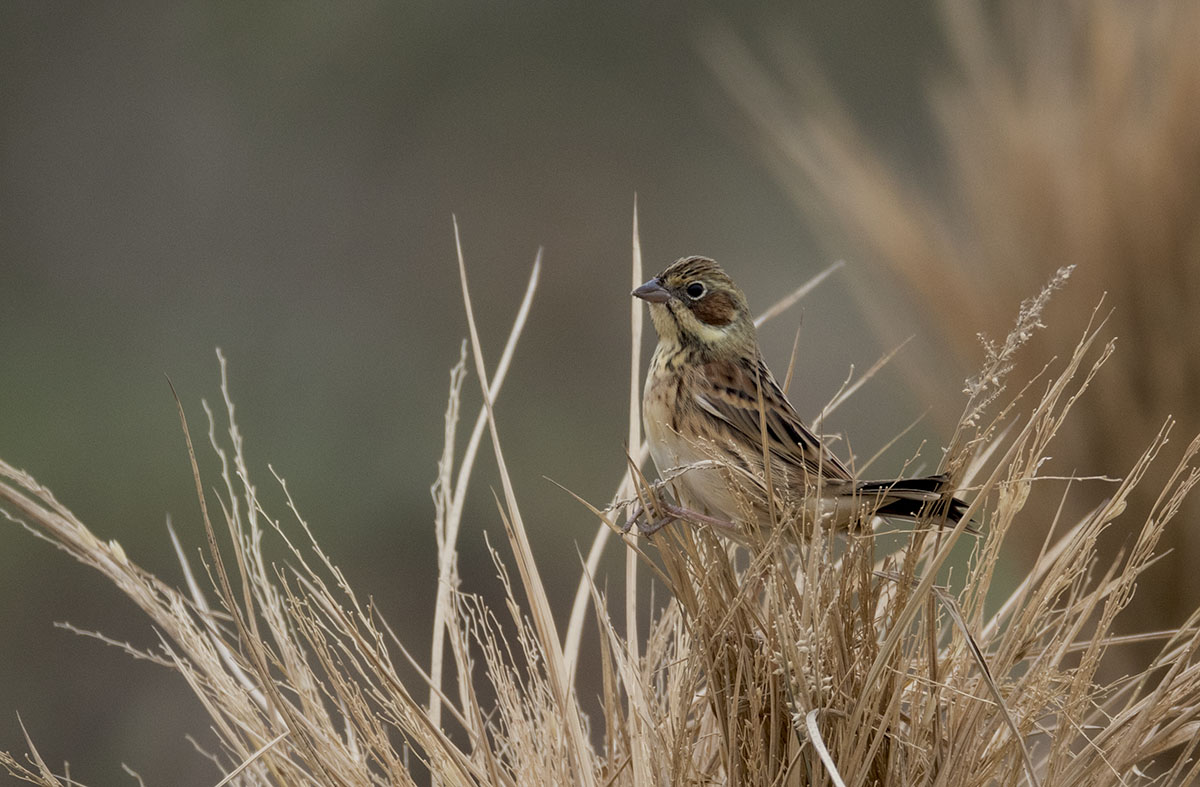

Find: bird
<box><xmin>631</xmin><ymin>255</ymin><xmax>968</xmax><ymax>542</ymax></box>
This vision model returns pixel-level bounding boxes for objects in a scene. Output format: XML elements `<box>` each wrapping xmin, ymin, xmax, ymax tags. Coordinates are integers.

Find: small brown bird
<box><xmin>632</xmin><ymin>256</ymin><xmax>968</xmax><ymax>540</ymax></box>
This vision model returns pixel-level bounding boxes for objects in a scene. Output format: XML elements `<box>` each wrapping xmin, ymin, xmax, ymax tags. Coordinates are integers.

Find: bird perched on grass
<box><xmin>631</xmin><ymin>256</ymin><xmax>968</xmax><ymax>541</ymax></box>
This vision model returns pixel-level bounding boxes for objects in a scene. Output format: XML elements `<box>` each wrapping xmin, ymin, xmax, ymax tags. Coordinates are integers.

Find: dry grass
<box><xmin>3</xmin><ymin>213</ymin><xmax>1200</xmax><ymax>785</ymax></box>
<box><xmin>702</xmin><ymin>0</ymin><xmax>1200</xmax><ymax>634</ymax></box>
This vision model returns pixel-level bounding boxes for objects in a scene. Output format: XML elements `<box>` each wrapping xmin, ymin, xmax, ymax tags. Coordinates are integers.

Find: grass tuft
<box><xmin>701</xmin><ymin>0</ymin><xmax>1200</xmax><ymax>655</ymax></box>
<box><xmin>3</xmin><ymin>224</ymin><xmax>1200</xmax><ymax>784</ymax></box>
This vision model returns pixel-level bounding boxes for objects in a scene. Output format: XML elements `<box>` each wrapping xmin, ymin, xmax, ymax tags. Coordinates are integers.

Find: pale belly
<box><xmin>642</xmin><ymin>372</ymin><xmax>766</xmax><ymax>527</ymax></box>
<box><xmin>644</xmin><ymin>412</ymin><xmax>745</xmax><ymax>521</ymax></box>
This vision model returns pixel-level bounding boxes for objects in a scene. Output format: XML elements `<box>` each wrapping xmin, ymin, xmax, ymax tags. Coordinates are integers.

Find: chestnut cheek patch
<box><xmin>691</xmin><ymin>291</ymin><xmax>736</xmax><ymax>326</ymax></box>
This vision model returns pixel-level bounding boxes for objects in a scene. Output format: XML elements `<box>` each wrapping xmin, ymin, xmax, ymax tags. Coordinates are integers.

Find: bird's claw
<box><xmin>621</xmin><ymin>494</ymin><xmax>736</xmax><ymax>537</ymax></box>
<box><xmin>621</xmin><ymin>494</ymin><xmax>679</xmax><ymax>537</ymax></box>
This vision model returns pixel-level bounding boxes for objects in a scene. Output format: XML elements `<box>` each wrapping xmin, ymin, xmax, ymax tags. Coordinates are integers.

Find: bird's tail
<box><xmin>855</xmin><ymin>474</ymin><xmax>971</xmax><ymax>525</ymax></box>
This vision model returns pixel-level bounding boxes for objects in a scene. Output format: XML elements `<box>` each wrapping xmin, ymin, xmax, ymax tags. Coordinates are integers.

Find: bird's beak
<box><xmin>632</xmin><ymin>278</ymin><xmax>671</xmax><ymax>303</ymax></box>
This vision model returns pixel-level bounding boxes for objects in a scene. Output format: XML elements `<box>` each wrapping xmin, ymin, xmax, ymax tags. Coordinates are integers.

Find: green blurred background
<box><xmin>5</xmin><ymin>2</ymin><xmax>1198</xmax><ymax>784</ymax></box>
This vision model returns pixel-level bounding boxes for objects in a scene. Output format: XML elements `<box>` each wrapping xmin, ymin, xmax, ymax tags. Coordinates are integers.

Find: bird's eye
<box><xmin>685</xmin><ymin>282</ymin><xmax>706</xmax><ymax>299</ymax></box>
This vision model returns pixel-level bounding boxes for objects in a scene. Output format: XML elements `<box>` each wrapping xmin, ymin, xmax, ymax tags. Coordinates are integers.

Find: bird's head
<box><xmin>632</xmin><ymin>256</ymin><xmax>756</xmax><ymax>359</ymax></box>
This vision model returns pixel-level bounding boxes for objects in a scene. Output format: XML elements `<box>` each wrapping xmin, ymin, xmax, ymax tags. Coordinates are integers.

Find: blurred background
<box><xmin>3</xmin><ymin>2</ymin><xmax>1198</xmax><ymax>783</ymax></box>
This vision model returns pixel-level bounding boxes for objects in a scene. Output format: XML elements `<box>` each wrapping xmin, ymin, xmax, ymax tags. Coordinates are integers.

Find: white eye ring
<box><xmin>685</xmin><ymin>282</ymin><xmax>706</xmax><ymax>299</ymax></box>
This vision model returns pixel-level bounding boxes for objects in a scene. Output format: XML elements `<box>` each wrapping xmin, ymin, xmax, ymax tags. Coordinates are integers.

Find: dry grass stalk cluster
<box><xmin>3</xmin><ymin>231</ymin><xmax>1200</xmax><ymax>785</ymax></box>
<box><xmin>704</xmin><ymin>0</ymin><xmax>1200</xmax><ymax>628</ymax></box>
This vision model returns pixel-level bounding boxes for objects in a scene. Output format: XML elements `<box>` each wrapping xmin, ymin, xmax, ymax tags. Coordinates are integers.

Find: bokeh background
<box><xmin>3</xmin><ymin>2</ymin><xmax>1198</xmax><ymax>784</ymax></box>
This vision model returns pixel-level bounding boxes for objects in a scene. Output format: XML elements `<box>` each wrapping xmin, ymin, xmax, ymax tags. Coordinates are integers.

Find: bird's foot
<box><xmin>622</xmin><ymin>495</ymin><xmax>737</xmax><ymax>537</ymax></box>
<box><xmin>622</xmin><ymin>500</ymin><xmax>673</xmax><ymax>536</ymax></box>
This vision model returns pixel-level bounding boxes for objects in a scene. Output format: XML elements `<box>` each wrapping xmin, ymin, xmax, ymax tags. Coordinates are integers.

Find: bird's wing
<box><xmin>692</xmin><ymin>356</ymin><xmax>853</xmax><ymax>482</ymax></box>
